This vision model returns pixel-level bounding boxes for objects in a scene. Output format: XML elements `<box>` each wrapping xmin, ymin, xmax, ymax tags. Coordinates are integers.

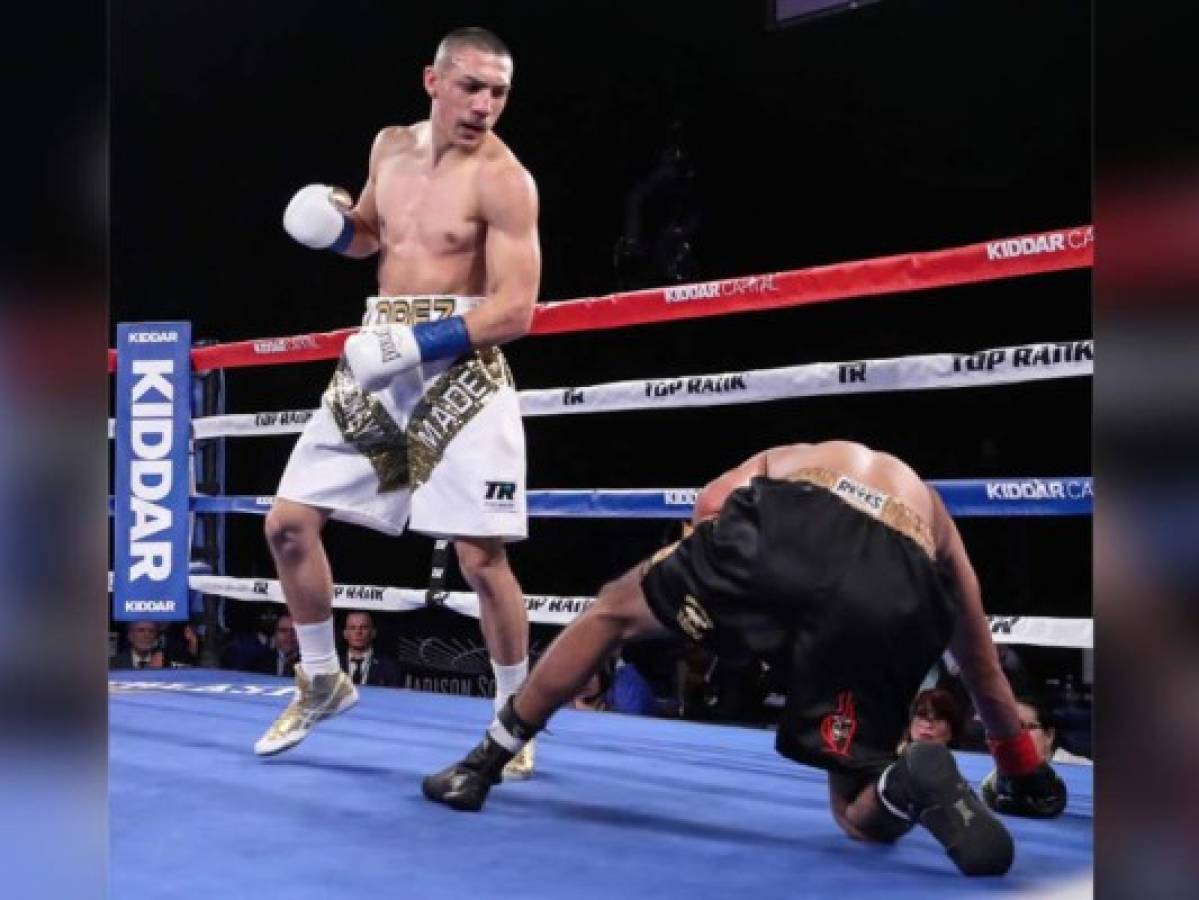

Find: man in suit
<box><xmin>110</xmin><ymin>620</ymin><xmax>165</xmax><ymax>670</ymax></box>
<box><xmin>340</xmin><ymin>611</ymin><xmax>401</xmax><ymax>687</ymax></box>
<box><xmin>254</xmin><ymin>613</ymin><xmax>301</xmax><ymax>678</ymax></box>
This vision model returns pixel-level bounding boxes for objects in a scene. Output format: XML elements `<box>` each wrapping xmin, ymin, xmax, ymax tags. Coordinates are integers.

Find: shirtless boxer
<box><xmin>255</xmin><ymin>27</ymin><xmax>539</xmax><ymax>779</ymax></box>
<box><xmin>422</xmin><ymin>440</ymin><xmax>1068</xmax><ymax>875</ymax></box>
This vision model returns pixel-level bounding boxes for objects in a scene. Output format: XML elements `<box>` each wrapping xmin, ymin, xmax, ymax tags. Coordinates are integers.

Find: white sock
<box><xmin>295</xmin><ymin>617</ymin><xmax>339</xmax><ymax>675</ymax></box>
<box><xmin>492</xmin><ymin>658</ymin><xmax>528</xmax><ymax>712</ymax></box>
<box><xmin>488</xmin><ymin>717</ymin><xmax>529</xmax><ymax>754</ymax></box>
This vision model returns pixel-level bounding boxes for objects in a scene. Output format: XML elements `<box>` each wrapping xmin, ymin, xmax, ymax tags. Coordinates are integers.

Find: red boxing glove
<box><xmin>982</xmin><ymin>731</ymin><xmax>1067</xmax><ymax>818</ymax></box>
<box><xmin>987</xmin><ymin>730</ymin><xmax>1041</xmax><ymax>776</ymax></box>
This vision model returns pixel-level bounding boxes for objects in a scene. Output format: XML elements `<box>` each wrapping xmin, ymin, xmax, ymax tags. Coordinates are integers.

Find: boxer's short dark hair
<box><xmin>436</xmin><ymin>27</ymin><xmax>511</xmax><ymax>67</ymax></box>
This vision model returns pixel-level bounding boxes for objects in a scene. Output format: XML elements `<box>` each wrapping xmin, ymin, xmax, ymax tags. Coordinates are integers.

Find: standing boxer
<box><xmin>255</xmin><ymin>27</ymin><xmax>539</xmax><ymax>780</ymax></box>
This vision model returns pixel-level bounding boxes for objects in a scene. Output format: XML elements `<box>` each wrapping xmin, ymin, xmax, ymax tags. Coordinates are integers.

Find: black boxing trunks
<box><xmin>641</xmin><ymin>470</ymin><xmax>957</xmax><ymax>777</ymax></box>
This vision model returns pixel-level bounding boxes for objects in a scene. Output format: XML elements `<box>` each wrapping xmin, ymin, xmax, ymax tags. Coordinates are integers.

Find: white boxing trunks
<box><xmin>275</xmin><ymin>296</ymin><xmax>527</xmax><ymax>540</ymax></box>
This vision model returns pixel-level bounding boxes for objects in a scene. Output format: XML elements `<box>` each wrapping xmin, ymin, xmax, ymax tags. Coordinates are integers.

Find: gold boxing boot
<box><xmin>502</xmin><ymin>737</ymin><xmax>536</xmax><ymax>780</ymax></box>
<box><xmin>254</xmin><ymin>664</ymin><xmax>358</xmax><ymax>756</ymax></box>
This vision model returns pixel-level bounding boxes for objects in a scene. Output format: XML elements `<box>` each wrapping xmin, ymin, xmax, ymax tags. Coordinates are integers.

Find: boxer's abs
<box><xmin>374</xmin><ymin>253</ymin><xmax>485</xmax><ymax>301</ymax></box>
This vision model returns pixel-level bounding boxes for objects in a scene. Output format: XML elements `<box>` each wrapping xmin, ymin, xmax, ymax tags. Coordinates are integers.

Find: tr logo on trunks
<box><xmin>676</xmin><ymin>595</ymin><xmax>714</xmax><ymax>642</ymax></box>
<box><xmin>485</xmin><ymin>481</ymin><xmax>517</xmax><ymax>501</ymax></box>
<box><xmin>831</xmin><ymin>476</ymin><xmax>888</xmax><ymax>517</ymax></box>
<box><xmin>819</xmin><ymin>691</ymin><xmax>859</xmax><ymax>758</ymax></box>
<box><xmin>369</xmin><ymin>297</ymin><xmax>457</xmax><ymax>325</ymax></box>
<box><xmin>483</xmin><ymin>480</ymin><xmax>518</xmax><ymax>512</ymax></box>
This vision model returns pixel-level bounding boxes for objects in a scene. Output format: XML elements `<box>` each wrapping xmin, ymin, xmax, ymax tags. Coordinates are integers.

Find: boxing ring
<box><xmin>111</xmin><ymin>668</ymin><xmax>1092</xmax><ymax>899</ymax></box>
<box><xmin>109</xmin><ymin>227</ymin><xmax>1094</xmax><ymax>897</ymax></box>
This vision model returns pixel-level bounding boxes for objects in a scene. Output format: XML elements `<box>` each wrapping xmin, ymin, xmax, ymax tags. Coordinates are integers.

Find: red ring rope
<box><xmin>109</xmin><ymin>226</ymin><xmax>1092</xmax><ymax>373</ymax></box>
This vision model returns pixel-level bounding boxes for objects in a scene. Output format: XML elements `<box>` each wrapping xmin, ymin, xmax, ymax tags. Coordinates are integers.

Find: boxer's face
<box><xmin>425</xmin><ymin>47</ymin><xmax>512</xmax><ymax>150</ymax></box>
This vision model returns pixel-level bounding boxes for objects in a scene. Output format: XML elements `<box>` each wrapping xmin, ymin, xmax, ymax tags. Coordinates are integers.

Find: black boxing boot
<box><xmin>422</xmin><ymin>697</ymin><xmax>540</xmax><ymax>812</ymax></box>
<box><xmin>981</xmin><ymin>763</ymin><xmax>1068</xmax><ymax>818</ymax></box>
<box><xmin>878</xmin><ymin>742</ymin><xmax>1014</xmax><ymax>876</ymax></box>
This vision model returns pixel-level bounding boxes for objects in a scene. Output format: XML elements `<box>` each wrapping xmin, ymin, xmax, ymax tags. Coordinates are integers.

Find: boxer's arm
<box><xmin>463</xmin><ymin>161</ymin><xmax>541</xmax><ymax>347</ymax></box>
<box><xmin>282</xmin><ymin>130</ymin><xmax>387</xmax><ymax>257</ymax></box>
<box><xmin>336</xmin><ymin>128</ymin><xmax>387</xmax><ymax>258</ymax></box>
<box><xmin>341</xmin><ymin>159</ymin><xmax>538</xmax><ymax>390</ymax></box>
<box><xmin>932</xmin><ymin>488</ymin><xmax>1066</xmax><ymax>816</ymax></box>
<box><xmin>931</xmin><ymin>489</ymin><xmax>1023</xmax><ymax>741</ymax></box>
<box><xmin>692</xmin><ymin>451</ymin><xmax>769</xmax><ymax>524</ymax></box>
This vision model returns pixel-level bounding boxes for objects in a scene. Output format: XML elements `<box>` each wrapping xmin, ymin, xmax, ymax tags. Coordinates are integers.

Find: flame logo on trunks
<box><xmin>819</xmin><ymin>691</ymin><xmax>859</xmax><ymax>757</ymax></box>
<box><xmin>676</xmin><ymin>595</ymin><xmax>714</xmax><ymax>642</ymax></box>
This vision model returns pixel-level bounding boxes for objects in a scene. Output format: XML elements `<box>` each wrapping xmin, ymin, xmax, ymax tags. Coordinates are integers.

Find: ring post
<box><xmin>113</xmin><ymin>321</ymin><xmax>192</xmax><ymax>622</ymax></box>
<box><xmin>191</xmin><ymin>341</ymin><xmax>226</xmax><ymax>663</ymax></box>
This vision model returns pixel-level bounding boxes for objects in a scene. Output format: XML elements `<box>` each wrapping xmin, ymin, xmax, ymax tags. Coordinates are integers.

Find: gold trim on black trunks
<box><xmin>785</xmin><ymin>467</ymin><xmax>936</xmax><ymax>559</ymax></box>
<box><xmin>676</xmin><ymin>595</ymin><xmax>714</xmax><ymax>642</ymax></box>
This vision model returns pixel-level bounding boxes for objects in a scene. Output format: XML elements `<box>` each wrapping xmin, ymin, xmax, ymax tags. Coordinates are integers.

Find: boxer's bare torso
<box><xmin>339</xmin><ymin>44</ymin><xmax>539</xmax><ymax>343</ymax></box>
<box><xmin>357</xmin><ymin>123</ymin><xmax>527</xmax><ymax>297</ymax></box>
<box><xmin>694</xmin><ymin>440</ymin><xmax>935</xmax><ymax>527</ymax></box>
<box><xmin>762</xmin><ymin>441</ymin><xmax>934</xmax><ymax>523</ymax></box>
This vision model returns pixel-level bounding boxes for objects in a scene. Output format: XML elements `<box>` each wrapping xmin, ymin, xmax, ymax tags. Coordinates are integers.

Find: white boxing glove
<box><xmin>343</xmin><ymin>325</ymin><xmax>422</xmax><ymax>392</ymax></box>
<box><xmin>282</xmin><ymin>184</ymin><xmax>354</xmax><ymax>250</ymax></box>
<box><xmin>344</xmin><ymin>316</ymin><xmax>473</xmax><ymax>392</ymax></box>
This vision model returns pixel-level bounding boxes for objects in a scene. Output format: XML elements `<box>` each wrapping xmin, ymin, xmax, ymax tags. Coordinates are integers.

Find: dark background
<box><xmin>110</xmin><ymin>0</ymin><xmax>1091</xmax><ymax>667</ymax></box>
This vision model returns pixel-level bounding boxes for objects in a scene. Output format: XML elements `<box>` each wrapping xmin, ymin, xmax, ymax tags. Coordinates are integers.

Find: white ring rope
<box><xmin>107</xmin><ymin>337</ymin><xmax>1092</xmax><ymax>647</ymax></box>
<box><xmin>106</xmin><ymin>572</ymin><xmax>1092</xmax><ymax>648</ymax></box>
<box><xmin>104</xmin><ymin>338</ymin><xmax>1090</xmax><ymax>440</ymax></box>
